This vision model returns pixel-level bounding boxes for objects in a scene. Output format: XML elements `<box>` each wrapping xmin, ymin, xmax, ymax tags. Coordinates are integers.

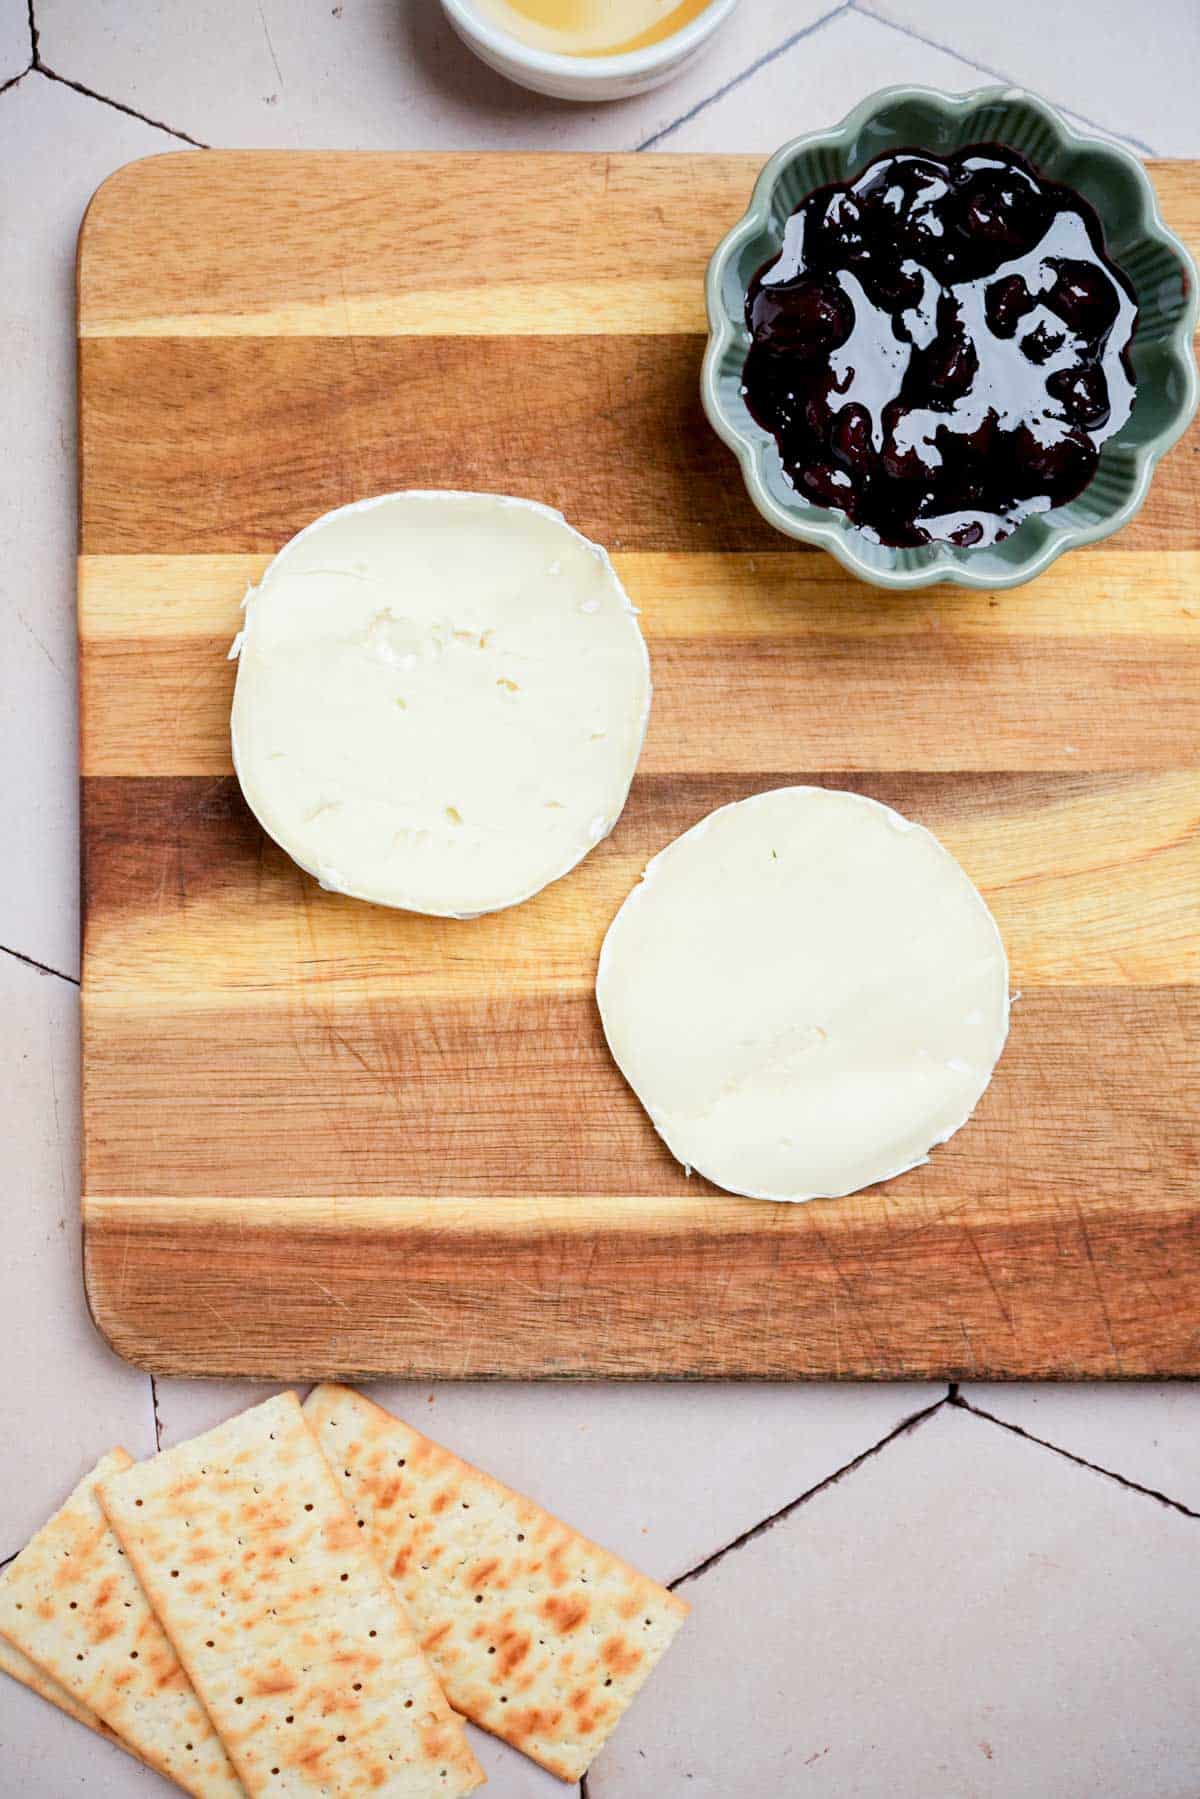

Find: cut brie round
<box><xmin>596</xmin><ymin>786</ymin><xmax>1009</xmax><ymax>1203</ymax></box>
<box><xmin>231</xmin><ymin>492</ymin><xmax>651</xmax><ymax>917</ymax></box>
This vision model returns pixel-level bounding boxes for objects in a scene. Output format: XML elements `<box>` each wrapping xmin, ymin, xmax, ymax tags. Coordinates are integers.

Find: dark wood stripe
<box><xmin>79</xmin><ymin>336</ymin><xmax>1200</xmax><ymax>555</ymax></box>
<box><xmin>80</xmin><ymin>336</ymin><xmax>786</xmax><ymax>555</ymax></box>
<box><xmin>79</xmin><ymin>769</ymin><xmax>1162</xmax><ymax>917</ymax></box>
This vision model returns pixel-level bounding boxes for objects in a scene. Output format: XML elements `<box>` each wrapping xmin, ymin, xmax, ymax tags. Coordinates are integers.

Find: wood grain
<box><xmin>78</xmin><ymin>551</ymin><xmax>1200</xmax><ymax>774</ymax></box>
<box><xmin>78</xmin><ymin>153</ymin><xmax>752</xmax><ymax>338</ymax></box>
<box><xmin>78</xmin><ymin>334</ymin><xmax>1200</xmax><ymax>557</ymax></box>
<box><xmin>82</xmin><ymin>1185</ymin><xmax>1200</xmax><ymax>1381</ymax></box>
<box><xmin>79</xmin><ymin>152</ymin><xmax>1200</xmax><ymax>1378</ymax></box>
<box><xmin>81</xmin><ymin>773</ymin><xmax>1198</xmax><ymax>995</ymax></box>
<box><xmin>81</xmin><ymin>987</ymin><xmax>1195</xmax><ymax>1202</ymax></box>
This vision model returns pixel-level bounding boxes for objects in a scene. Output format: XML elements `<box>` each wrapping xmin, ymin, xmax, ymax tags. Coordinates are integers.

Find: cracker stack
<box><xmin>305</xmin><ymin>1386</ymin><xmax>690</xmax><ymax>1782</ymax></box>
<box><xmin>0</xmin><ymin>1449</ymin><xmax>243</xmax><ymax>1795</ymax></box>
<box><xmin>0</xmin><ymin>1388</ymin><xmax>688</xmax><ymax>1793</ymax></box>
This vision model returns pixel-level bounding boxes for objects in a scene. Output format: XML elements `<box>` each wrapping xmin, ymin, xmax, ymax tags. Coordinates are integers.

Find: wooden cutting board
<box><xmin>78</xmin><ymin>152</ymin><xmax>1199</xmax><ymax>1380</ymax></box>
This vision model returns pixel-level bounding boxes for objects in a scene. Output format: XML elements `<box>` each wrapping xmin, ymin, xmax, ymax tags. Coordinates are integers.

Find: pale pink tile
<box><xmin>861</xmin><ymin>0</ymin><xmax>1197</xmax><ymax>154</ymax></box>
<box><xmin>590</xmin><ymin>1404</ymin><xmax>1200</xmax><ymax>1797</ymax></box>
<box><xmin>657</xmin><ymin>6</ymin><xmax>992</xmax><ymax>151</ymax></box>
<box><xmin>0</xmin><ymin>0</ymin><xmax>29</xmax><ymax>84</ymax></box>
<box><xmin>34</xmin><ymin>0</ymin><xmax>828</xmax><ymax>152</ymax></box>
<box><xmin>0</xmin><ymin>953</ymin><xmax>154</xmax><ymax>1558</ymax></box>
<box><xmin>0</xmin><ymin>78</ymin><xmax>168</xmax><ymax>978</ymax></box>
<box><xmin>965</xmin><ymin>1383</ymin><xmax>1200</xmax><ymax>1513</ymax></box>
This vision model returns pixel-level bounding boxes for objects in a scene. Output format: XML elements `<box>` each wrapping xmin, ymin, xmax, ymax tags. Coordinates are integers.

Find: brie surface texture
<box><xmin>232</xmin><ymin>492</ymin><xmax>651</xmax><ymax>917</ymax></box>
<box><xmin>596</xmin><ymin>786</ymin><xmax>1010</xmax><ymax>1203</ymax></box>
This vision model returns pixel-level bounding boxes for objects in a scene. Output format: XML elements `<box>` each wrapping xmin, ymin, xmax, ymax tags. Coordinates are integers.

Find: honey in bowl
<box><xmin>472</xmin><ymin>0</ymin><xmax>712</xmax><ymax>56</ymax></box>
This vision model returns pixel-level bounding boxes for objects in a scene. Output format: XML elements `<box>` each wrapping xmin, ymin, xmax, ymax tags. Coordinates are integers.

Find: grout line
<box><xmin>952</xmin><ymin>1394</ymin><xmax>1200</xmax><ymax>1521</ymax></box>
<box><xmin>848</xmin><ymin>1</ymin><xmax>1158</xmax><ymax>157</ymax></box>
<box><xmin>670</xmin><ymin>1393</ymin><xmax>947</xmax><ymax>1591</ymax></box>
<box><xmin>33</xmin><ymin>64</ymin><xmax>209</xmax><ymax>147</ymax></box>
<box><xmin>0</xmin><ymin>942</ymin><xmax>79</xmax><ymax>987</ymax></box>
<box><xmin>150</xmin><ymin>1375</ymin><xmax>164</xmax><ymax>1452</ymax></box>
<box><xmin>256</xmin><ymin>0</ymin><xmax>284</xmax><ymax>93</ymax></box>
<box><xmin>636</xmin><ymin>0</ymin><xmax>851</xmax><ymax>151</ymax></box>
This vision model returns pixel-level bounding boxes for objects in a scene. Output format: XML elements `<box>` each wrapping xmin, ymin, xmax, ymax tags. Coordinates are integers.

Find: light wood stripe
<box><xmin>76</xmin><ymin>153</ymin><xmax>771</xmax><ymax>340</ymax></box>
<box><xmin>79</xmin><ymin>280</ymin><xmax>705</xmax><ymax>340</ymax></box>
<box><xmin>79</xmin><ymin>1182</ymin><xmax>1161</xmax><ymax>1232</ymax></box>
<box><xmin>77</xmin><ymin>549</ymin><xmax>1200</xmax><ymax>641</ymax></box>
<box><xmin>78</xmin><ymin>153</ymin><xmax>1200</xmax><ymax>340</ymax></box>
<box><xmin>80</xmin><ymin>772</ymin><xmax>1199</xmax><ymax>997</ymax></box>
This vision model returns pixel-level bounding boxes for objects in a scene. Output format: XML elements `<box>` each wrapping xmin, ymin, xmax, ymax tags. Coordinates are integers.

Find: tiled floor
<box><xmin>1</xmin><ymin>2</ymin><xmax>1197</xmax><ymax>1794</ymax></box>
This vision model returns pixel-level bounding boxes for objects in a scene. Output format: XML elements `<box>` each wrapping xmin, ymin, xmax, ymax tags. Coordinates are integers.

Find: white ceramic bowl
<box><xmin>439</xmin><ymin>0</ymin><xmax>737</xmax><ymax>101</ymax></box>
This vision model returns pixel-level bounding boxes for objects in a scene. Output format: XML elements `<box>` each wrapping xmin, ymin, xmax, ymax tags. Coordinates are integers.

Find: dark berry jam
<box><xmin>742</xmin><ymin>144</ymin><xmax>1138</xmax><ymax>549</ymax></box>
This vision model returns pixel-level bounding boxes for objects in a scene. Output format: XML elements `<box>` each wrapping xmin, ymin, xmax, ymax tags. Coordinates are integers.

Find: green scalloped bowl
<box><xmin>702</xmin><ymin>86</ymin><xmax>1198</xmax><ymax>589</ymax></box>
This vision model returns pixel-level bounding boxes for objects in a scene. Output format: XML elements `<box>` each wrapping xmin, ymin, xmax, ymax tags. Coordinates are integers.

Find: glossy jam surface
<box><xmin>742</xmin><ymin>145</ymin><xmax>1138</xmax><ymax>549</ymax></box>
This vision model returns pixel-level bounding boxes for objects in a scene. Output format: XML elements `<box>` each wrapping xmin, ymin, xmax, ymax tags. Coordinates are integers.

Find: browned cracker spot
<box><xmin>97</xmin><ymin>1391</ymin><xmax>484</xmax><ymax>1799</ymax></box>
<box><xmin>304</xmin><ymin>1385</ymin><xmax>689</xmax><ymax>1782</ymax></box>
<box><xmin>0</xmin><ymin>1449</ymin><xmax>243</xmax><ymax>1796</ymax></box>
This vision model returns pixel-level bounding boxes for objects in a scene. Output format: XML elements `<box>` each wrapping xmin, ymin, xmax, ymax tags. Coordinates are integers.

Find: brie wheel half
<box><xmin>596</xmin><ymin>786</ymin><xmax>1009</xmax><ymax>1203</ymax></box>
<box><xmin>231</xmin><ymin>492</ymin><xmax>651</xmax><ymax>917</ymax></box>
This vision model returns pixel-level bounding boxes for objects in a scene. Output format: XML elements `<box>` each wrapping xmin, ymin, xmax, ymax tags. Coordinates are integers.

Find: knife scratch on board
<box><xmin>198</xmin><ymin>1296</ymin><xmax>240</xmax><ymax>1338</ymax></box>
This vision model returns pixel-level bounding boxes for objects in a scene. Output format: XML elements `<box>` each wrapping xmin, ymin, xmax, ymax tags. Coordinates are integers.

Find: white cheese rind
<box><xmin>231</xmin><ymin>491</ymin><xmax>651</xmax><ymax>917</ymax></box>
<box><xmin>596</xmin><ymin>786</ymin><xmax>1010</xmax><ymax>1204</ymax></box>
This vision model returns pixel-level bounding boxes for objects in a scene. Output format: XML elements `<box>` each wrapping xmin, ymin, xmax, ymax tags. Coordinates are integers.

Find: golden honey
<box><xmin>474</xmin><ymin>0</ymin><xmax>713</xmax><ymax>56</ymax></box>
